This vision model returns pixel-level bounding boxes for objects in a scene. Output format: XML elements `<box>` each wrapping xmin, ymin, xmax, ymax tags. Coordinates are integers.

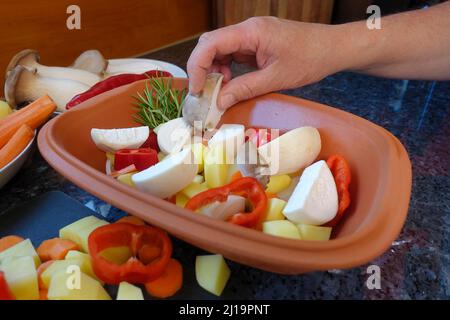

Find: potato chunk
<box><xmin>195</xmin><ymin>254</ymin><xmax>230</xmax><ymax>296</ymax></box>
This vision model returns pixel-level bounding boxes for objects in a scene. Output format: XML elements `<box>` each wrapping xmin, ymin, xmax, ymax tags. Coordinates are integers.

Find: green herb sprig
<box><xmin>133</xmin><ymin>77</ymin><xmax>187</xmax><ymax>129</ymax></box>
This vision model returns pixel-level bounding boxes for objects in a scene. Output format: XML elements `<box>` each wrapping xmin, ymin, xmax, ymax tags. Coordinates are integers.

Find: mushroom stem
<box><xmin>5</xmin><ymin>66</ymin><xmax>89</xmax><ymax>112</ymax></box>
<box><xmin>6</xmin><ymin>49</ymin><xmax>101</xmax><ymax>87</ymax></box>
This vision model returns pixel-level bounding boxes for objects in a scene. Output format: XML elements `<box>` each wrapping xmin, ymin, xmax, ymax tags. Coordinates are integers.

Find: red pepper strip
<box><xmin>88</xmin><ymin>223</ymin><xmax>172</xmax><ymax>285</ymax></box>
<box><xmin>0</xmin><ymin>271</ymin><xmax>15</xmax><ymax>300</ymax></box>
<box><xmin>324</xmin><ymin>155</ymin><xmax>351</xmax><ymax>228</ymax></box>
<box><xmin>109</xmin><ymin>164</ymin><xmax>137</xmax><ymax>178</ymax></box>
<box><xmin>114</xmin><ymin>148</ymin><xmax>158</xmax><ymax>171</ymax></box>
<box><xmin>66</xmin><ymin>70</ymin><xmax>172</xmax><ymax>110</ymax></box>
<box><xmin>185</xmin><ymin>177</ymin><xmax>268</xmax><ymax>228</ymax></box>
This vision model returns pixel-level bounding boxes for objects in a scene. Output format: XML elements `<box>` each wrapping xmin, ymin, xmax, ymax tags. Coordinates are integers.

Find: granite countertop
<box><xmin>1</xmin><ymin>39</ymin><xmax>449</xmax><ymax>299</ymax></box>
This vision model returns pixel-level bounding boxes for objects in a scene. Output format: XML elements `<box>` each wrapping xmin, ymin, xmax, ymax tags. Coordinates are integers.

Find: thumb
<box><xmin>218</xmin><ymin>69</ymin><xmax>272</xmax><ymax>110</ymax></box>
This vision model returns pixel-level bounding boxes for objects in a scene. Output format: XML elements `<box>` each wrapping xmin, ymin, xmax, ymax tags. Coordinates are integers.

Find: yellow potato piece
<box><xmin>47</xmin><ymin>271</ymin><xmax>111</xmax><ymax>300</ymax></box>
<box><xmin>204</xmin><ymin>146</ymin><xmax>228</xmax><ymax>188</ymax></box>
<box><xmin>195</xmin><ymin>254</ymin><xmax>230</xmax><ymax>296</ymax></box>
<box><xmin>191</xmin><ymin>143</ymin><xmax>205</xmax><ymax>173</ymax></box>
<box><xmin>264</xmin><ymin>198</ymin><xmax>287</xmax><ymax>221</ymax></box>
<box><xmin>265</xmin><ymin>175</ymin><xmax>292</xmax><ymax>194</ymax></box>
<box><xmin>193</xmin><ymin>174</ymin><xmax>204</xmax><ymax>184</ymax></box>
<box><xmin>0</xmin><ymin>100</ymin><xmax>13</xmax><ymax>120</ymax></box>
<box><xmin>117</xmin><ymin>282</ymin><xmax>144</xmax><ymax>300</ymax></box>
<box><xmin>0</xmin><ymin>238</ymin><xmax>41</xmax><ymax>268</ymax></box>
<box><xmin>117</xmin><ymin>173</ymin><xmax>135</xmax><ymax>187</ymax></box>
<box><xmin>1</xmin><ymin>256</ymin><xmax>39</xmax><ymax>300</ymax></box>
<box><xmin>59</xmin><ymin>216</ymin><xmax>107</xmax><ymax>249</ymax></box>
<box><xmin>41</xmin><ymin>258</ymin><xmax>85</xmax><ymax>289</ymax></box>
<box><xmin>262</xmin><ymin>220</ymin><xmax>301</xmax><ymax>240</ymax></box>
<box><xmin>176</xmin><ymin>193</ymin><xmax>190</xmax><ymax>208</ymax></box>
<box><xmin>181</xmin><ymin>182</ymin><xmax>209</xmax><ymax>198</ymax></box>
<box><xmin>297</xmin><ymin>224</ymin><xmax>332</xmax><ymax>241</ymax></box>
<box><xmin>65</xmin><ymin>250</ymin><xmax>103</xmax><ymax>284</ymax></box>
<box><xmin>99</xmin><ymin>246</ymin><xmax>132</xmax><ymax>265</ymax></box>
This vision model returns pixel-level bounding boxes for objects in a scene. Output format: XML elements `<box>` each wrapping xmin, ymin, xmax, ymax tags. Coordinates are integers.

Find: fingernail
<box><xmin>219</xmin><ymin>94</ymin><xmax>235</xmax><ymax>110</ymax></box>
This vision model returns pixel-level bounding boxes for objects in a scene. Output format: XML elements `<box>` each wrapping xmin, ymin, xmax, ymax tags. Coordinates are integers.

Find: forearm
<box><xmin>332</xmin><ymin>2</ymin><xmax>450</xmax><ymax>80</ymax></box>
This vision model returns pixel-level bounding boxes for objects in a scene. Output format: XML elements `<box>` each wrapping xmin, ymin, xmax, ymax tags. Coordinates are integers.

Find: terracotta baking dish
<box><xmin>38</xmin><ymin>79</ymin><xmax>412</xmax><ymax>274</ymax></box>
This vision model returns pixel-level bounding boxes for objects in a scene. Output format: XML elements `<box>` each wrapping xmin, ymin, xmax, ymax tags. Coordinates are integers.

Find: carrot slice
<box><xmin>0</xmin><ymin>235</ymin><xmax>24</xmax><ymax>252</ymax></box>
<box><xmin>37</xmin><ymin>260</ymin><xmax>54</xmax><ymax>289</ymax></box>
<box><xmin>0</xmin><ymin>124</ymin><xmax>34</xmax><ymax>169</ymax></box>
<box><xmin>145</xmin><ymin>258</ymin><xmax>183</xmax><ymax>298</ymax></box>
<box><xmin>139</xmin><ymin>244</ymin><xmax>162</xmax><ymax>264</ymax></box>
<box><xmin>116</xmin><ymin>216</ymin><xmax>146</xmax><ymax>226</ymax></box>
<box><xmin>39</xmin><ymin>290</ymin><xmax>48</xmax><ymax>300</ymax></box>
<box><xmin>37</xmin><ymin>238</ymin><xmax>79</xmax><ymax>262</ymax></box>
<box><xmin>0</xmin><ymin>95</ymin><xmax>56</xmax><ymax>148</ymax></box>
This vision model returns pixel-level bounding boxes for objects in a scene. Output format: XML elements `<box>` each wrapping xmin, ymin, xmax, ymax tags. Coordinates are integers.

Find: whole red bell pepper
<box><xmin>66</xmin><ymin>70</ymin><xmax>172</xmax><ymax>110</ymax></box>
<box><xmin>0</xmin><ymin>271</ymin><xmax>14</xmax><ymax>300</ymax></box>
<box><xmin>185</xmin><ymin>177</ymin><xmax>268</xmax><ymax>228</ymax></box>
<box><xmin>114</xmin><ymin>148</ymin><xmax>158</xmax><ymax>171</ymax></box>
<box><xmin>88</xmin><ymin>223</ymin><xmax>172</xmax><ymax>284</ymax></box>
<box><xmin>324</xmin><ymin>154</ymin><xmax>351</xmax><ymax>228</ymax></box>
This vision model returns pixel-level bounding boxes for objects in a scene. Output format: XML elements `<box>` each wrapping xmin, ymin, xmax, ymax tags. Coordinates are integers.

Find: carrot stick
<box><xmin>145</xmin><ymin>259</ymin><xmax>183</xmax><ymax>298</ymax></box>
<box><xmin>37</xmin><ymin>261</ymin><xmax>54</xmax><ymax>289</ymax></box>
<box><xmin>0</xmin><ymin>124</ymin><xmax>34</xmax><ymax>169</ymax></box>
<box><xmin>116</xmin><ymin>216</ymin><xmax>146</xmax><ymax>226</ymax></box>
<box><xmin>0</xmin><ymin>95</ymin><xmax>56</xmax><ymax>148</ymax></box>
<box><xmin>36</xmin><ymin>238</ymin><xmax>79</xmax><ymax>262</ymax></box>
<box><xmin>39</xmin><ymin>290</ymin><xmax>48</xmax><ymax>300</ymax></box>
<box><xmin>0</xmin><ymin>235</ymin><xmax>24</xmax><ymax>253</ymax></box>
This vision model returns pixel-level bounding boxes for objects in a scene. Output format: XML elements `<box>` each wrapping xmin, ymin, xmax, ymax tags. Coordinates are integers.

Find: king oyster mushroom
<box><xmin>182</xmin><ymin>73</ymin><xmax>224</xmax><ymax>131</ymax></box>
<box><xmin>6</xmin><ymin>49</ymin><xmax>101</xmax><ymax>87</ymax></box>
<box><xmin>70</xmin><ymin>49</ymin><xmax>108</xmax><ymax>75</ymax></box>
<box><xmin>4</xmin><ymin>65</ymin><xmax>89</xmax><ymax>112</ymax></box>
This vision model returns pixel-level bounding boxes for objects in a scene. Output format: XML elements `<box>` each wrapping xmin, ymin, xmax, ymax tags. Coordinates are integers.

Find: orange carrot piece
<box><xmin>37</xmin><ymin>238</ymin><xmax>79</xmax><ymax>262</ymax></box>
<box><xmin>145</xmin><ymin>259</ymin><xmax>183</xmax><ymax>299</ymax></box>
<box><xmin>265</xmin><ymin>192</ymin><xmax>277</xmax><ymax>199</ymax></box>
<box><xmin>39</xmin><ymin>290</ymin><xmax>48</xmax><ymax>300</ymax></box>
<box><xmin>37</xmin><ymin>260</ymin><xmax>55</xmax><ymax>290</ymax></box>
<box><xmin>0</xmin><ymin>235</ymin><xmax>24</xmax><ymax>253</ymax></box>
<box><xmin>230</xmin><ymin>171</ymin><xmax>243</xmax><ymax>182</ymax></box>
<box><xmin>0</xmin><ymin>124</ymin><xmax>34</xmax><ymax>169</ymax></box>
<box><xmin>115</xmin><ymin>216</ymin><xmax>146</xmax><ymax>226</ymax></box>
<box><xmin>0</xmin><ymin>95</ymin><xmax>56</xmax><ymax>148</ymax></box>
<box><xmin>138</xmin><ymin>244</ymin><xmax>162</xmax><ymax>265</ymax></box>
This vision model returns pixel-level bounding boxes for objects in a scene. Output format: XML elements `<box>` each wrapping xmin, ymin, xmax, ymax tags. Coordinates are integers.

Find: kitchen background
<box><xmin>1</xmin><ymin>0</ymin><xmax>449</xmax><ymax>299</ymax></box>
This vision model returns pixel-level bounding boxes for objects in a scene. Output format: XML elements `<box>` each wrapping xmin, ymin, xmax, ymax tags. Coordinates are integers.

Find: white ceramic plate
<box><xmin>0</xmin><ymin>131</ymin><xmax>35</xmax><ymax>189</ymax></box>
<box><xmin>107</xmin><ymin>58</ymin><xmax>187</xmax><ymax>78</ymax></box>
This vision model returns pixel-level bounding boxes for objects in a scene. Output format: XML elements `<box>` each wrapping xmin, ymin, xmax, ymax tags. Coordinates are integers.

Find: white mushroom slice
<box><xmin>199</xmin><ymin>195</ymin><xmax>246</xmax><ymax>221</ymax></box>
<box><xmin>257</xmin><ymin>127</ymin><xmax>321</xmax><ymax>175</ymax></box>
<box><xmin>105</xmin><ymin>60</ymin><xmax>161</xmax><ymax>76</ymax></box>
<box><xmin>4</xmin><ymin>65</ymin><xmax>89</xmax><ymax>112</ymax></box>
<box><xmin>132</xmin><ymin>148</ymin><xmax>198</xmax><ymax>198</ymax></box>
<box><xmin>182</xmin><ymin>73</ymin><xmax>223</xmax><ymax>131</ymax></box>
<box><xmin>6</xmin><ymin>49</ymin><xmax>100</xmax><ymax>87</ymax></box>
<box><xmin>156</xmin><ymin>118</ymin><xmax>193</xmax><ymax>155</ymax></box>
<box><xmin>282</xmin><ymin>160</ymin><xmax>338</xmax><ymax>225</ymax></box>
<box><xmin>208</xmin><ymin>124</ymin><xmax>245</xmax><ymax>162</ymax></box>
<box><xmin>91</xmin><ymin>126</ymin><xmax>149</xmax><ymax>153</ymax></box>
<box><xmin>70</xmin><ymin>50</ymin><xmax>108</xmax><ymax>75</ymax></box>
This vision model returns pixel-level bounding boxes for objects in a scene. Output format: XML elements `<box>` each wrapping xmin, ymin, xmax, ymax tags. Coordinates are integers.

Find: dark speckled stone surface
<box><xmin>1</xmin><ymin>39</ymin><xmax>449</xmax><ymax>299</ymax></box>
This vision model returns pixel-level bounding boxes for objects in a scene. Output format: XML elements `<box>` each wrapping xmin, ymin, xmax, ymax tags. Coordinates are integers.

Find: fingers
<box><xmin>218</xmin><ymin>67</ymin><xmax>274</xmax><ymax>110</ymax></box>
<box><xmin>187</xmin><ymin>24</ymin><xmax>252</xmax><ymax>94</ymax></box>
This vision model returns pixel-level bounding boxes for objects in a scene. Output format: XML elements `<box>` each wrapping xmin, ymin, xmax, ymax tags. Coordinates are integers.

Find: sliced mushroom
<box><xmin>70</xmin><ymin>49</ymin><xmax>108</xmax><ymax>75</ymax></box>
<box><xmin>4</xmin><ymin>65</ymin><xmax>89</xmax><ymax>112</ymax></box>
<box><xmin>236</xmin><ymin>140</ymin><xmax>270</xmax><ymax>187</ymax></box>
<box><xmin>6</xmin><ymin>49</ymin><xmax>100</xmax><ymax>87</ymax></box>
<box><xmin>105</xmin><ymin>59</ymin><xmax>160</xmax><ymax>77</ymax></box>
<box><xmin>182</xmin><ymin>73</ymin><xmax>224</xmax><ymax>131</ymax></box>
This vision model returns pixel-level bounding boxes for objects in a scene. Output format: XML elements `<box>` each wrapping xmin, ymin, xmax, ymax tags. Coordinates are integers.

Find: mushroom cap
<box><xmin>70</xmin><ymin>49</ymin><xmax>108</xmax><ymax>75</ymax></box>
<box><xmin>4</xmin><ymin>65</ymin><xmax>28</xmax><ymax>107</ymax></box>
<box><xmin>5</xmin><ymin>49</ymin><xmax>40</xmax><ymax>79</ymax></box>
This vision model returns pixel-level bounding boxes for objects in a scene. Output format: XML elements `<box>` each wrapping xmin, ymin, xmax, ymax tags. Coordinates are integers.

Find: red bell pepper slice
<box><xmin>114</xmin><ymin>148</ymin><xmax>158</xmax><ymax>171</ymax></box>
<box><xmin>140</xmin><ymin>129</ymin><xmax>159</xmax><ymax>152</ymax></box>
<box><xmin>88</xmin><ymin>223</ymin><xmax>172</xmax><ymax>285</ymax></box>
<box><xmin>185</xmin><ymin>177</ymin><xmax>268</xmax><ymax>228</ymax></box>
<box><xmin>0</xmin><ymin>271</ymin><xmax>15</xmax><ymax>300</ymax></box>
<box><xmin>324</xmin><ymin>154</ymin><xmax>351</xmax><ymax>228</ymax></box>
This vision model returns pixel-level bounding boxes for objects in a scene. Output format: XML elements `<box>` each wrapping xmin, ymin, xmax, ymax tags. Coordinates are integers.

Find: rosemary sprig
<box><xmin>133</xmin><ymin>77</ymin><xmax>187</xmax><ymax>129</ymax></box>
